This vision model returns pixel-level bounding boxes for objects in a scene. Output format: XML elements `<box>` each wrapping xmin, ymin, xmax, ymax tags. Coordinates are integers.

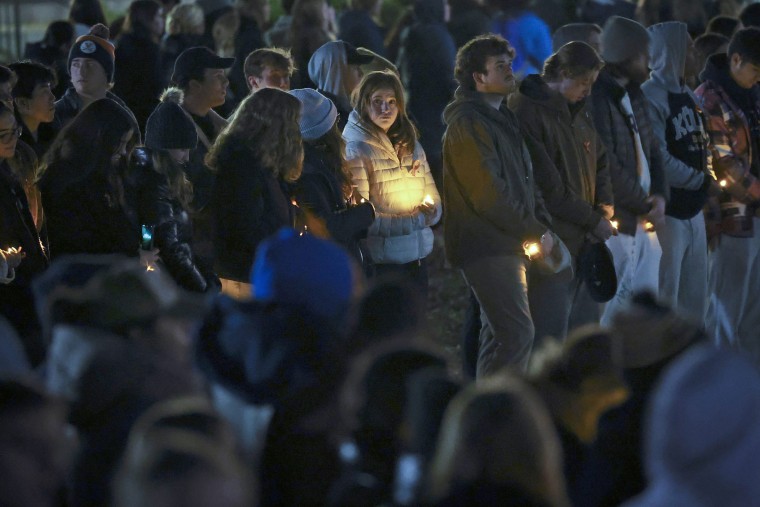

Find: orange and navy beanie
<box><xmin>68</xmin><ymin>23</ymin><xmax>116</xmax><ymax>82</ymax></box>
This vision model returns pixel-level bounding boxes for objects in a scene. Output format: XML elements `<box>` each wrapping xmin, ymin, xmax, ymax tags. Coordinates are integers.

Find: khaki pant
<box><xmin>462</xmin><ymin>255</ymin><xmax>533</xmax><ymax>377</ymax></box>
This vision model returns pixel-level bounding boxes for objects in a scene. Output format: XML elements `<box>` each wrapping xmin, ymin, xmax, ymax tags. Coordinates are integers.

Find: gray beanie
<box><xmin>289</xmin><ymin>88</ymin><xmax>338</xmax><ymax>141</ymax></box>
<box><xmin>601</xmin><ymin>16</ymin><xmax>650</xmax><ymax>64</ymax></box>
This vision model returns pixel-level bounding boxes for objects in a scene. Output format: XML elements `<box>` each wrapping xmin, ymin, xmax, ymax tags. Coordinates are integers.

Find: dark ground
<box><xmin>424</xmin><ymin>226</ymin><xmax>469</xmax><ymax>373</ymax></box>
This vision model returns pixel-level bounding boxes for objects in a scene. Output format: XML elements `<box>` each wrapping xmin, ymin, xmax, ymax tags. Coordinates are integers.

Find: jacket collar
<box><xmin>343</xmin><ymin>110</ymin><xmax>397</xmax><ymax>158</ymax></box>
<box><xmin>443</xmin><ymin>87</ymin><xmax>515</xmax><ymax>128</ymax></box>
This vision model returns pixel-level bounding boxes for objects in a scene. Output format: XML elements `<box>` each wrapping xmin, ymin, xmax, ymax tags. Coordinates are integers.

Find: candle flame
<box><xmin>523</xmin><ymin>241</ymin><xmax>540</xmax><ymax>259</ymax></box>
<box><xmin>719</xmin><ymin>179</ymin><xmax>727</xmax><ymax>188</ymax></box>
<box><xmin>1</xmin><ymin>246</ymin><xmax>21</xmax><ymax>255</ymax></box>
<box><xmin>422</xmin><ymin>194</ymin><xmax>435</xmax><ymax>206</ymax></box>
<box><xmin>644</xmin><ymin>221</ymin><xmax>655</xmax><ymax>232</ymax></box>
<box><xmin>610</xmin><ymin>220</ymin><xmax>619</xmax><ymax>230</ymax></box>
<box><xmin>145</xmin><ymin>263</ymin><xmax>156</xmax><ymax>272</ymax></box>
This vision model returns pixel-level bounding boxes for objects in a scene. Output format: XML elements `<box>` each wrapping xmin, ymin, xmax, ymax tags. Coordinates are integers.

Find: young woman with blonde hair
<box><xmin>207</xmin><ymin>87</ymin><xmax>303</xmax><ymax>297</ymax></box>
<box><xmin>427</xmin><ymin>376</ymin><xmax>570</xmax><ymax>506</ymax></box>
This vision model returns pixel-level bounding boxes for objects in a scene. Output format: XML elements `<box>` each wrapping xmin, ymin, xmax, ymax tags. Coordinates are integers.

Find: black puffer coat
<box><xmin>125</xmin><ymin>148</ymin><xmax>219</xmax><ymax>292</ymax></box>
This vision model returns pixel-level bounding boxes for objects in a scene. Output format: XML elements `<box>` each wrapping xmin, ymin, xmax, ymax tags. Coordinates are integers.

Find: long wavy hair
<box><xmin>309</xmin><ymin>121</ymin><xmax>352</xmax><ymax>198</ymax></box>
<box><xmin>40</xmin><ymin>98</ymin><xmax>133</xmax><ymax>181</ymax></box>
<box><xmin>352</xmin><ymin>70</ymin><xmax>418</xmax><ymax>158</ymax></box>
<box><xmin>206</xmin><ymin>87</ymin><xmax>303</xmax><ymax>182</ymax></box>
<box><xmin>150</xmin><ymin>150</ymin><xmax>194</xmax><ymax>210</ymax></box>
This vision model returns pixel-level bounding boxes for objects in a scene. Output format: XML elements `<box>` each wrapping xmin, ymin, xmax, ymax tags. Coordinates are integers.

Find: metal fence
<box><xmin>0</xmin><ymin>0</ymin><xmax>68</xmax><ymax>62</ymax></box>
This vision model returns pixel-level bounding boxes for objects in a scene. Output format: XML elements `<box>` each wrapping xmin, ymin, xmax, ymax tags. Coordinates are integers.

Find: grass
<box><xmin>424</xmin><ymin>225</ymin><xmax>469</xmax><ymax>372</ymax></box>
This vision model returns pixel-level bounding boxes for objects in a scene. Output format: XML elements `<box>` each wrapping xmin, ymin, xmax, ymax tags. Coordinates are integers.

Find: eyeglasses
<box><xmin>0</xmin><ymin>126</ymin><xmax>21</xmax><ymax>143</ymax></box>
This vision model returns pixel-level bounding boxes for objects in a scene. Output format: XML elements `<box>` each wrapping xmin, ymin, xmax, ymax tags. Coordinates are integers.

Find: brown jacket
<box><xmin>509</xmin><ymin>75</ymin><xmax>613</xmax><ymax>255</ymax></box>
<box><xmin>442</xmin><ymin>87</ymin><xmax>552</xmax><ymax>268</ymax></box>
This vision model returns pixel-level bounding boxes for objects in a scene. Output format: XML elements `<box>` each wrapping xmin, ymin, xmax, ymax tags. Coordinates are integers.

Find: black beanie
<box><xmin>145</xmin><ymin>88</ymin><xmax>198</xmax><ymax>150</ymax></box>
<box><xmin>68</xmin><ymin>24</ymin><xmax>116</xmax><ymax>82</ymax></box>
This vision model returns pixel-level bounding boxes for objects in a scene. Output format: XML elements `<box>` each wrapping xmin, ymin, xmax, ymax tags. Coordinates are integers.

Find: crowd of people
<box><xmin>2</xmin><ymin>0</ymin><xmax>760</xmax><ymax>505</ymax></box>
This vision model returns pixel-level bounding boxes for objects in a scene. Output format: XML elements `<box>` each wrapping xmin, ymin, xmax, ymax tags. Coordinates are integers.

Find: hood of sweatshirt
<box><xmin>513</xmin><ymin>74</ymin><xmax>573</xmax><ymax>115</ymax></box>
<box><xmin>308</xmin><ymin>41</ymin><xmax>354</xmax><ymax>109</ymax></box>
<box><xmin>647</xmin><ymin>21</ymin><xmax>689</xmax><ymax>94</ymax></box>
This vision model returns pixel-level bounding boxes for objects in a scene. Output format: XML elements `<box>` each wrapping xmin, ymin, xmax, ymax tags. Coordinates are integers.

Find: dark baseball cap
<box><xmin>342</xmin><ymin>41</ymin><xmax>374</xmax><ymax>65</ymax></box>
<box><xmin>171</xmin><ymin>47</ymin><xmax>235</xmax><ymax>85</ymax></box>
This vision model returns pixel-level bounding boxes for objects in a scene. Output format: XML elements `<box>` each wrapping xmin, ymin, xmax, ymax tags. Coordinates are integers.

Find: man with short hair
<box><xmin>443</xmin><ymin>34</ymin><xmax>556</xmax><ymax>376</ymax></box>
<box><xmin>244</xmin><ymin>47</ymin><xmax>294</xmax><ymax>93</ymax></box>
<box><xmin>55</xmin><ymin>24</ymin><xmax>139</xmax><ymax>136</ymax></box>
<box><xmin>170</xmin><ymin>46</ymin><xmax>234</xmax><ymax>212</ymax></box>
<box><xmin>8</xmin><ymin>61</ymin><xmax>57</xmax><ymax>158</ymax></box>
<box><xmin>695</xmin><ymin>27</ymin><xmax>760</xmax><ymax>360</ymax></box>
<box><xmin>169</xmin><ymin>46</ymin><xmax>234</xmax><ymax>268</ymax></box>
<box><xmin>590</xmin><ymin>16</ymin><xmax>667</xmax><ymax>325</ymax></box>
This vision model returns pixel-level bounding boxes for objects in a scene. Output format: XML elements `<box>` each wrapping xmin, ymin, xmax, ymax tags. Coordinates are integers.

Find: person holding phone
<box><xmin>125</xmin><ymin>88</ymin><xmax>220</xmax><ymax>293</ymax></box>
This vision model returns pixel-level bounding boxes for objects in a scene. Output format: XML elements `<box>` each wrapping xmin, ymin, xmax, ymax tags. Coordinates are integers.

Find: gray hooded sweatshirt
<box><xmin>642</xmin><ymin>21</ymin><xmax>711</xmax><ymax>218</ymax></box>
<box><xmin>308</xmin><ymin>41</ymin><xmax>355</xmax><ymax>120</ymax></box>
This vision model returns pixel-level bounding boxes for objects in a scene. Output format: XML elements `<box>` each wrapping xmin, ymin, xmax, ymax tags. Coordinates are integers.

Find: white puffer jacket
<box><xmin>343</xmin><ymin>110</ymin><xmax>442</xmax><ymax>264</ymax></box>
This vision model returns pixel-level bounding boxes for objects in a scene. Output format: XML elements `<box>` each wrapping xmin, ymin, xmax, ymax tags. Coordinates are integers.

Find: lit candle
<box><xmin>145</xmin><ymin>263</ymin><xmax>156</xmax><ymax>272</ymax></box>
<box><xmin>719</xmin><ymin>179</ymin><xmax>727</xmax><ymax>188</ymax></box>
<box><xmin>610</xmin><ymin>220</ymin><xmax>619</xmax><ymax>230</ymax></box>
<box><xmin>644</xmin><ymin>221</ymin><xmax>655</xmax><ymax>232</ymax></box>
<box><xmin>422</xmin><ymin>194</ymin><xmax>435</xmax><ymax>206</ymax></box>
<box><xmin>523</xmin><ymin>241</ymin><xmax>540</xmax><ymax>259</ymax></box>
